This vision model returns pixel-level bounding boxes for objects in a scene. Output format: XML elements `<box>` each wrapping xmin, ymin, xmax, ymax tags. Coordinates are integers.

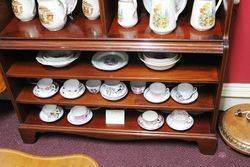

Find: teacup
<box><xmin>149</xmin><ymin>82</ymin><xmax>169</xmax><ymax>97</ymax></box>
<box><xmin>170</xmin><ymin>110</ymin><xmax>192</xmax><ymax>124</ymax></box>
<box><xmin>176</xmin><ymin>83</ymin><xmax>197</xmax><ymax>100</ymax></box>
<box><xmin>142</xmin><ymin>110</ymin><xmax>160</xmax><ymax>126</ymax></box>
<box><xmin>103</xmin><ymin>80</ymin><xmax>124</xmax><ymax>95</ymax></box>
<box><xmin>130</xmin><ymin>81</ymin><xmax>146</xmax><ymax>95</ymax></box>
<box><xmin>63</xmin><ymin>79</ymin><xmax>83</xmax><ymax>94</ymax></box>
<box><xmin>86</xmin><ymin>80</ymin><xmax>101</xmax><ymax>94</ymax></box>
<box><xmin>12</xmin><ymin>0</ymin><xmax>37</xmax><ymax>22</ymax></box>
<box><xmin>37</xmin><ymin>78</ymin><xmax>54</xmax><ymax>91</ymax></box>
<box><xmin>70</xmin><ymin>106</ymin><xmax>90</xmax><ymax>121</ymax></box>
<box><xmin>82</xmin><ymin>0</ymin><xmax>100</xmax><ymax>20</ymax></box>
<box><xmin>41</xmin><ymin>104</ymin><xmax>58</xmax><ymax>117</ymax></box>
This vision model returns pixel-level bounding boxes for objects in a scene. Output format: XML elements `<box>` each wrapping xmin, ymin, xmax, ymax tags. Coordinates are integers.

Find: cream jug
<box><xmin>118</xmin><ymin>0</ymin><xmax>138</xmax><ymax>28</ymax></box>
<box><xmin>12</xmin><ymin>0</ymin><xmax>36</xmax><ymax>22</ymax></box>
<box><xmin>149</xmin><ymin>0</ymin><xmax>187</xmax><ymax>35</ymax></box>
<box><xmin>82</xmin><ymin>0</ymin><xmax>100</xmax><ymax>20</ymax></box>
<box><xmin>37</xmin><ymin>0</ymin><xmax>68</xmax><ymax>31</ymax></box>
<box><xmin>190</xmin><ymin>0</ymin><xmax>223</xmax><ymax>31</ymax></box>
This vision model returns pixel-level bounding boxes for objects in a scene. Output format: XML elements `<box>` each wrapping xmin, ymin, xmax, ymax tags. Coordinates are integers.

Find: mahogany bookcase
<box><xmin>0</xmin><ymin>0</ymin><xmax>234</xmax><ymax>155</ymax></box>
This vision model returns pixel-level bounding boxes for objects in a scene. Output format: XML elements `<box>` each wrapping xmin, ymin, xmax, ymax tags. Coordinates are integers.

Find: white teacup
<box><xmin>142</xmin><ymin>110</ymin><xmax>160</xmax><ymax>126</ymax></box>
<box><xmin>70</xmin><ymin>106</ymin><xmax>90</xmax><ymax>121</ymax></box>
<box><xmin>170</xmin><ymin>110</ymin><xmax>192</xmax><ymax>124</ymax></box>
<box><xmin>130</xmin><ymin>81</ymin><xmax>146</xmax><ymax>95</ymax></box>
<box><xmin>176</xmin><ymin>83</ymin><xmax>197</xmax><ymax>100</ymax></box>
<box><xmin>103</xmin><ymin>80</ymin><xmax>124</xmax><ymax>95</ymax></box>
<box><xmin>63</xmin><ymin>79</ymin><xmax>83</xmax><ymax>94</ymax></box>
<box><xmin>149</xmin><ymin>82</ymin><xmax>169</xmax><ymax>97</ymax></box>
<box><xmin>12</xmin><ymin>0</ymin><xmax>37</xmax><ymax>22</ymax></box>
<box><xmin>37</xmin><ymin>78</ymin><xmax>54</xmax><ymax>91</ymax></box>
<box><xmin>86</xmin><ymin>80</ymin><xmax>101</xmax><ymax>94</ymax></box>
<box><xmin>82</xmin><ymin>0</ymin><xmax>100</xmax><ymax>20</ymax></box>
<box><xmin>37</xmin><ymin>0</ymin><xmax>68</xmax><ymax>31</ymax></box>
<box><xmin>41</xmin><ymin>104</ymin><xmax>58</xmax><ymax>117</ymax></box>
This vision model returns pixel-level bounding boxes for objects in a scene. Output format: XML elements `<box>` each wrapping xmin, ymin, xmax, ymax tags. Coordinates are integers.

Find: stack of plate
<box><xmin>139</xmin><ymin>53</ymin><xmax>181</xmax><ymax>71</ymax></box>
<box><xmin>36</xmin><ymin>51</ymin><xmax>80</xmax><ymax>68</ymax></box>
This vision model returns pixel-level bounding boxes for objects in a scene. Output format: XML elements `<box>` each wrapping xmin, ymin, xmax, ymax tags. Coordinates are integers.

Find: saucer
<box><xmin>137</xmin><ymin>114</ymin><xmax>164</xmax><ymax>131</ymax></box>
<box><xmin>143</xmin><ymin>88</ymin><xmax>170</xmax><ymax>103</ymax></box>
<box><xmin>33</xmin><ymin>82</ymin><xmax>59</xmax><ymax>98</ymax></box>
<box><xmin>171</xmin><ymin>86</ymin><xmax>198</xmax><ymax>104</ymax></box>
<box><xmin>100</xmin><ymin>82</ymin><xmax>128</xmax><ymax>101</ymax></box>
<box><xmin>60</xmin><ymin>83</ymin><xmax>85</xmax><ymax>99</ymax></box>
<box><xmin>39</xmin><ymin>106</ymin><xmax>64</xmax><ymax>123</ymax></box>
<box><xmin>67</xmin><ymin>109</ymin><xmax>93</xmax><ymax>126</ymax></box>
<box><xmin>166</xmin><ymin>114</ymin><xmax>194</xmax><ymax>131</ymax></box>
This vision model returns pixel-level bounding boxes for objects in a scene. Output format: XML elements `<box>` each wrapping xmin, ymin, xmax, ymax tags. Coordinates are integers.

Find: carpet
<box><xmin>0</xmin><ymin>103</ymin><xmax>249</xmax><ymax>167</ymax></box>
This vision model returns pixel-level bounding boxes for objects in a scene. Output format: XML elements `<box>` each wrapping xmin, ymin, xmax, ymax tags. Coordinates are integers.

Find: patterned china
<box><xmin>60</xmin><ymin>79</ymin><xmax>85</xmax><ymax>99</ymax></box>
<box><xmin>12</xmin><ymin>0</ymin><xmax>36</xmax><ymax>22</ymax></box>
<box><xmin>82</xmin><ymin>0</ymin><xmax>100</xmax><ymax>20</ymax></box>
<box><xmin>33</xmin><ymin>78</ymin><xmax>59</xmax><ymax>98</ymax></box>
<box><xmin>138</xmin><ymin>110</ymin><xmax>164</xmax><ymax>130</ymax></box>
<box><xmin>67</xmin><ymin>106</ymin><xmax>93</xmax><ymax>125</ymax></box>
<box><xmin>166</xmin><ymin>110</ymin><xmax>194</xmax><ymax>131</ymax></box>
<box><xmin>130</xmin><ymin>81</ymin><xmax>146</xmax><ymax>95</ymax></box>
<box><xmin>118</xmin><ymin>0</ymin><xmax>138</xmax><ymax>28</ymax></box>
<box><xmin>39</xmin><ymin>105</ymin><xmax>64</xmax><ymax>123</ymax></box>
<box><xmin>100</xmin><ymin>80</ymin><xmax>128</xmax><ymax>101</ymax></box>
<box><xmin>143</xmin><ymin>82</ymin><xmax>170</xmax><ymax>103</ymax></box>
<box><xmin>91</xmin><ymin>52</ymin><xmax>129</xmax><ymax>71</ymax></box>
<box><xmin>86</xmin><ymin>80</ymin><xmax>102</xmax><ymax>94</ymax></box>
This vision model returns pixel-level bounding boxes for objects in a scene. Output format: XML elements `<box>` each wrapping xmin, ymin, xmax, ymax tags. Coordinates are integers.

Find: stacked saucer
<box><xmin>67</xmin><ymin>106</ymin><xmax>93</xmax><ymax>125</ymax></box>
<box><xmin>39</xmin><ymin>105</ymin><xmax>64</xmax><ymax>123</ymax></box>
<box><xmin>171</xmin><ymin>83</ymin><xmax>198</xmax><ymax>104</ymax></box>
<box><xmin>138</xmin><ymin>110</ymin><xmax>164</xmax><ymax>131</ymax></box>
<box><xmin>36</xmin><ymin>51</ymin><xmax>80</xmax><ymax>68</ymax></box>
<box><xmin>139</xmin><ymin>53</ymin><xmax>181</xmax><ymax>71</ymax></box>
<box><xmin>144</xmin><ymin>82</ymin><xmax>170</xmax><ymax>103</ymax></box>
<box><xmin>100</xmin><ymin>80</ymin><xmax>128</xmax><ymax>101</ymax></box>
<box><xmin>33</xmin><ymin>78</ymin><xmax>59</xmax><ymax>98</ymax></box>
<box><xmin>60</xmin><ymin>79</ymin><xmax>85</xmax><ymax>99</ymax></box>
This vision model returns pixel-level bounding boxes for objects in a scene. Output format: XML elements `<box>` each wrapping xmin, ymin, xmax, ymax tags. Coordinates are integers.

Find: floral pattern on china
<box><xmin>39</xmin><ymin>6</ymin><xmax>54</xmax><ymax>24</ymax></box>
<box><xmin>82</xmin><ymin>0</ymin><xmax>94</xmax><ymax>17</ymax></box>
<box><xmin>12</xmin><ymin>0</ymin><xmax>23</xmax><ymax>16</ymax></box>
<box><xmin>152</xmin><ymin>4</ymin><xmax>169</xmax><ymax>29</ymax></box>
<box><xmin>199</xmin><ymin>2</ymin><xmax>215</xmax><ymax>27</ymax></box>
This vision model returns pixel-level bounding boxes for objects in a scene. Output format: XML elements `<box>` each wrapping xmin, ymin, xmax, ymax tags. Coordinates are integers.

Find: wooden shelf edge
<box><xmin>0</xmin><ymin>40</ymin><xmax>224</xmax><ymax>54</ymax></box>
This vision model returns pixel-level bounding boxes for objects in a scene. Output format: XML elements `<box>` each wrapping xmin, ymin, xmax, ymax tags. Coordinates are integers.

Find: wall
<box><xmin>226</xmin><ymin>1</ymin><xmax>250</xmax><ymax>83</ymax></box>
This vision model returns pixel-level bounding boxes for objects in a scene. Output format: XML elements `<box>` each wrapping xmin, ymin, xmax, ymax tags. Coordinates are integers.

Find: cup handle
<box><xmin>192</xmin><ymin>87</ymin><xmax>198</xmax><ymax>95</ymax></box>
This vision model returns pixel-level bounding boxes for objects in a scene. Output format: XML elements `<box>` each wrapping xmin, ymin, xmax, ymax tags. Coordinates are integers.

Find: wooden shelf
<box><xmin>7</xmin><ymin>54</ymin><xmax>219</xmax><ymax>83</ymax></box>
<box><xmin>20</xmin><ymin>109</ymin><xmax>213</xmax><ymax>140</ymax></box>
<box><xmin>16</xmin><ymin>85</ymin><xmax>215</xmax><ymax>112</ymax></box>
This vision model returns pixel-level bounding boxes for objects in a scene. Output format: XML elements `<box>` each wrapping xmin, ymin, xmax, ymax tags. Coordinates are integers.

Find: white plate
<box><xmin>60</xmin><ymin>84</ymin><xmax>86</xmax><ymax>99</ymax></box>
<box><xmin>143</xmin><ymin>0</ymin><xmax>187</xmax><ymax>14</ymax></box>
<box><xmin>33</xmin><ymin>82</ymin><xmax>59</xmax><ymax>98</ymax></box>
<box><xmin>100</xmin><ymin>83</ymin><xmax>128</xmax><ymax>101</ymax></box>
<box><xmin>138</xmin><ymin>114</ymin><xmax>164</xmax><ymax>131</ymax></box>
<box><xmin>67</xmin><ymin>110</ymin><xmax>93</xmax><ymax>126</ymax></box>
<box><xmin>166</xmin><ymin>114</ymin><xmax>194</xmax><ymax>131</ymax></box>
<box><xmin>143</xmin><ymin>88</ymin><xmax>170</xmax><ymax>103</ymax></box>
<box><xmin>91</xmin><ymin>52</ymin><xmax>129</xmax><ymax>71</ymax></box>
<box><xmin>39</xmin><ymin>106</ymin><xmax>64</xmax><ymax>123</ymax></box>
<box><xmin>171</xmin><ymin>86</ymin><xmax>199</xmax><ymax>104</ymax></box>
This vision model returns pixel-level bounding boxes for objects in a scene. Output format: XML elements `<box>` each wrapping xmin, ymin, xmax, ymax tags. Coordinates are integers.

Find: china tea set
<box><xmin>12</xmin><ymin>0</ymin><xmax>100</xmax><ymax>31</ymax></box>
<box><xmin>12</xmin><ymin>0</ymin><xmax>223</xmax><ymax>32</ymax></box>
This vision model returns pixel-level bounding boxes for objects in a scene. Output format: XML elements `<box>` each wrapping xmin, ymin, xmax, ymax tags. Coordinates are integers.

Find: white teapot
<box><xmin>190</xmin><ymin>0</ymin><xmax>223</xmax><ymax>31</ymax></box>
<box><xmin>118</xmin><ymin>0</ymin><xmax>138</xmax><ymax>28</ymax></box>
<box><xmin>149</xmin><ymin>0</ymin><xmax>187</xmax><ymax>35</ymax></box>
<box><xmin>82</xmin><ymin>0</ymin><xmax>100</xmax><ymax>20</ymax></box>
<box><xmin>37</xmin><ymin>0</ymin><xmax>68</xmax><ymax>31</ymax></box>
<box><xmin>11</xmin><ymin>0</ymin><xmax>36</xmax><ymax>22</ymax></box>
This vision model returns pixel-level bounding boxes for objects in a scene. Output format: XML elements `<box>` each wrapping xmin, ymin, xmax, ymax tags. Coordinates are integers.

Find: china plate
<box><xmin>100</xmin><ymin>82</ymin><xmax>128</xmax><ymax>101</ymax></box>
<box><xmin>143</xmin><ymin>88</ymin><xmax>170</xmax><ymax>104</ymax></box>
<box><xmin>143</xmin><ymin>0</ymin><xmax>187</xmax><ymax>14</ymax></box>
<box><xmin>60</xmin><ymin>84</ymin><xmax>86</xmax><ymax>99</ymax></box>
<box><xmin>39</xmin><ymin>106</ymin><xmax>64</xmax><ymax>123</ymax></box>
<box><xmin>91</xmin><ymin>52</ymin><xmax>129</xmax><ymax>71</ymax></box>
<box><xmin>138</xmin><ymin>114</ymin><xmax>164</xmax><ymax>131</ymax></box>
<box><xmin>171</xmin><ymin>86</ymin><xmax>198</xmax><ymax>104</ymax></box>
<box><xmin>33</xmin><ymin>82</ymin><xmax>59</xmax><ymax>98</ymax></box>
<box><xmin>166</xmin><ymin>114</ymin><xmax>194</xmax><ymax>131</ymax></box>
<box><xmin>67</xmin><ymin>110</ymin><xmax>93</xmax><ymax>126</ymax></box>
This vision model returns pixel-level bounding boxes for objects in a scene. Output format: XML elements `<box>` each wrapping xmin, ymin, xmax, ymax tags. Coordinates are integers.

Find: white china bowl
<box><xmin>143</xmin><ymin>53</ymin><xmax>179</xmax><ymax>64</ymax></box>
<box><xmin>130</xmin><ymin>81</ymin><xmax>146</xmax><ymax>95</ymax></box>
<box><xmin>60</xmin><ymin>84</ymin><xmax>85</xmax><ymax>99</ymax></box>
<box><xmin>100</xmin><ymin>81</ymin><xmax>128</xmax><ymax>101</ymax></box>
<box><xmin>39</xmin><ymin>105</ymin><xmax>64</xmax><ymax>123</ymax></box>
<box><xmin>86</xmin><ymin>80</ymin><xmax>102</xmax><ymax>94</ymax></box>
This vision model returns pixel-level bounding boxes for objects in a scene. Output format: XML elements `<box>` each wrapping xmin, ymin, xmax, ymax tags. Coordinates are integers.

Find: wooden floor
<box><xmin>0</xmin><ymin>149</ymin><xmax>99</xmax><ymax>167</ymax></box>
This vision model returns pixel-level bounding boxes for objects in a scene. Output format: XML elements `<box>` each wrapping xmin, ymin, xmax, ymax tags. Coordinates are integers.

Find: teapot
<box><xmin>37</xmin><ymin>0</ymin><xmax>68</xmax><ymax>31</ymax></box>
<box><xmin>190</xmin><ymin>0</ymin><xmax>223</xmax><ymax>31</ymax></box>
<box><xmin>12</xmin><ymin>0</ymin><xmax>36</xmax><ymax>22</ymax></box>
<box><xmin>82</xmin><ymin>0</ymin><xmax>100</xmax><ymax>20</ymax></box>
<box><xmin>149</xmin><ymin>0</ymin><xmax>187</xmax><ymax>35</ymax></box>
<box><xmin>118</xmin><ymin>0</ymin><xmax>138</xmax><ymax>28</ymax></box>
